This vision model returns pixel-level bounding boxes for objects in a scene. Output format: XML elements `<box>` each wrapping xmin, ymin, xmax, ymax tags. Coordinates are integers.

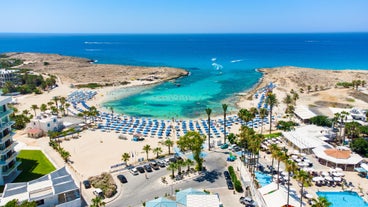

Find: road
<box><xmin>109</xmin><ymin>150</ymin><xmax>230</xmax><ymax>207</ymax></box>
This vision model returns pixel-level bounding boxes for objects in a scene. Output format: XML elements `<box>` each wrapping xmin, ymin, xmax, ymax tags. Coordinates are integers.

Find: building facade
<box><xmin>28</xmin><ymin>113</ymin><xmax>64</xmax><ymax>135</ymax></box>
<box><xmin>0</xmin><ymin>167</ymin><xmax>81</xmax><ymax>207</ymax></box>
<box><xmin>0</xmin><ymin>96</ymin><xmax>20</xmax><ymax>185</ymax></box>
<box><xmin>0</xmin><ymin>69</ymin><xmax>18</xmax><ymax>87</ymax></box>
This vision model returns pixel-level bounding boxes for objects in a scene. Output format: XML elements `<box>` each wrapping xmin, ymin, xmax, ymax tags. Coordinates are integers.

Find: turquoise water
<box><xmin>316</xmin><ymin>191</ymin><xmax>368</xmax><ymax>207</ymax></box>
<box><xmin>1</xmin><ymin>33</ymin><xmax>368</xmax><ymax>118</ymax></box>
<box><xmin>255</xmin><ymin>171</ymin><xmax>272</xmax><ymax>187</ymax></box>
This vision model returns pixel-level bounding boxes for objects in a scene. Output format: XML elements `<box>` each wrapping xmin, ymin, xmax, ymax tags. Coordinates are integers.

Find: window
<box><xmin>53</xmin><ymin>119</ymin><xmax>56</xmax><ymax>123</ymax></box>
<box><xmin>47</xmin><ymin>123</ymin><xmax>50</xmax><ymax>127</ymax></box>
<box><xmin>35</xmin><ymin>199</ymin><xmax>44</xmax><ymax>206</ymax></box>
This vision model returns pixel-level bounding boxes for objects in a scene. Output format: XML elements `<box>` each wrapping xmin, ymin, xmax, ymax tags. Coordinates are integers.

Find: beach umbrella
<box><xmin>305</xmin><ymin>194</ymin><xmax>313</xmax><ymax>199</ymax></box>
<box><xmin>322</xmin><ymin>172</ymin><xmax>329</xmax><ymax>177</ymax></box>
<box><xmin>333</xmin><ymin>172</ymin><xmax>344</xmax><ymax>177</ymax></box>
<box><xmin>333</xmin><ymin>177</ymin><xmax>342</xmax><ymax>182</ymax></box>
<box><xmin>325</xmin><ymin>176</ymin><xmax>333</xmax><ymax>181</ymax></box>
<box><xmin>335</xmin><ymin>167</ymin><xmax>343</xmax><ymax>172</ymax></box>
<box><xmin>312</xmin><ymin>177</ymin><xmax>323</xmax><ymax>182</ymax></box>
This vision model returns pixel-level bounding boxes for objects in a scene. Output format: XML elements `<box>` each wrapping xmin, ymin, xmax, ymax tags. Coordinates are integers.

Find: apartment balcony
<box><xmin>0</xmin><ymin>141</ymin><xmax>16</xmax><ymax>154</ymax></box>
<box><xmin>0</xmin><ymin>109</ymin><xmax>12</xmax><ymax>119</ymax></box>
<box><xmin>2</xmin><ymin>161</ymin><xmax>21</xmax><ymax>176</ymax></box>
<box><xmin>0</xmin><ymin>132</ymin><xmax>15</xmax><ymax>144</ymax></box>
<box><xmin>0</xmin><ymin>151</ymin><xmax>18</xmax><ymax>166</ymax></box>
<box><xmin>0</xmin><ymin>121</ymin><xmax>15</xmax><ymax>131</ymax></box>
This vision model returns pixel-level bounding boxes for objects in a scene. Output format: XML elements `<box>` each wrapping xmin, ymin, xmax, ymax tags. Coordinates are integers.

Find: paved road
<box><xmin>109</xmin><ymin>150</ymin><xmax>230</xmax><ymax>207</ymax></box>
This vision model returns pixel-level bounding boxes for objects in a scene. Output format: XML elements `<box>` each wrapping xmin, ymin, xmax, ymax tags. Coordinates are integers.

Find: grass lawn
<box><xmin>14</xmin><ymin>150</ymin><xmax>56</xmax><ymax>182</ymax></box>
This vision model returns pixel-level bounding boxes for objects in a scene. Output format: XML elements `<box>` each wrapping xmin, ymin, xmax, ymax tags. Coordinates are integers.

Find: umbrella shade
<box><xmin>322</xmin><ymin>172</ymin><xmax>329</xmax><ymax>177</ymax></box>
<box><xmin>312</xmin><ymin>177</ymin><xmax>323</xmax><ymax>182</ymax></box>
<box><xmin>335</xmin><ymin>167</ymin><xmax>343</xmax><ymax>172</ymax></box>
<box><xmin>325</xmin><ymin>176</ymin><xmax>333</xmax><ymax>181</ymax></box>
<box><xmin>333</xmin><ymin>177</ymin><xmax>342</xmax><ymax>182</ymax></box>
<box><xmin>305</xmin><ymin>194</ymin><xmax>313</xmax><ymax>199</ymax></box>
<box><xmin>332</xmin><ymin>172</ymin><xmax>344</xmax><ymax>177</ymax></box>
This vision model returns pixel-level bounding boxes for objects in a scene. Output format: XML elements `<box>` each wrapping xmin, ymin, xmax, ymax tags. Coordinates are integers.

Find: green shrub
<box><xmin>310</xmin><ymin>115</ymin><xmax>333</xmax><ymax>127</ymax></box>
<box><xmin>234</xmin><ymin>179</ymin><xmax>243</xmax><ymax>192</ymax></box>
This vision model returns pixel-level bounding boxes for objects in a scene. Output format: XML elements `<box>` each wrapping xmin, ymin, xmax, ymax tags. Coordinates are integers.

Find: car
<box><xmin>150</xmin><ymin>161</ymin><xmax>160</xmax><ymax>170</ymax></box>
<box><xmin>220</xmin><ymin>143</ymin><xmax>229</xmax><ymax>149</ymax></box>
<box><xmin>83</xmin><ymin>180</ymin><xmax>91</xmax><ymax>189</ymax></box>
<box><xmin>136</xmin><ymin>166</ymin><xmax>145</xmax><ymax>173</ymax></box>
<box><xmin>129</xmin><ymin>168</ymin><xmax>139</xmax><ymax>175</ymax></box>
<box><xmin>117</xmin><ymin>174</ymin><xmax>128</xmax><ymax>183</ymax></box>
<box><xmin>168</xmin><ymin>157</ymin><xmax>177</xmax><ymax>163</ymax></box>
<box><xmin>157</xmin><ymin>160</ymin><xmax>166</xmax><ymax>167</ymax></box>
<box><xmin>93</xmin><ymin>188</ymin><xmax>104</xmax><ymax>198</ymax></box>
<box><xmin>226</xmin><ymin>180</ymin><xmax>234</xmax><ymax>190</ymax></box>
<box><xmin>223</xmin><ymin>171</ymin><xmax>231</xmax><ymax>180</ymax></box>
<box><xmin>239</xmin><ymin>197</ymin><xmax>256</xmax><ymax>205</ymax></box>
<box><xmin>144</xmin><ymin>164</ymin><xmax>153</xmax><ymax>172</ymax></box>
<box><xmin>228</xmin><ymin>144</ymin><xmax>237</xmax><ymax>150</ymax></box>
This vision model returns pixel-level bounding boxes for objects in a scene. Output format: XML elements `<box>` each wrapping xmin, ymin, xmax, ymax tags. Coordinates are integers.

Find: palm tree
<box><xmin>295</xmin><ymin>170</ymin><xmax>312</xmax><ymax>207</ymax></box>
<box><xmin>161</xmin><ymin>139</ymin><xmax>174</xmax><ymax>155</ymax></box>
<box><xmin>249</xmin><ymin>107</ymin><xmax>258</xmax><ymax>128</ymax></box>
<box><xmin>269</xmin><ymin>144</ymin><xmax>279</xmax><ymax>181</ymax></box>
<box><xmin>22</xmin><ymin>109</ymin><xmax>30</xmax><ymax>116</ymax></box>
<box><xmin>30</xmin><ymin>104</ymin><xmax>39</xmax><ymax>117</ymax></box>
<box><xmin>283</xmin><ymin>94</ymin><xmax>293</xmax><ymax>106</ymax></box>
<box><xmin>340</xmin><ymin>111</ymin><xmax>349</xmax><ymax>145</ymax></box>
<box><xmin>91</xmin><ymin>196</ymin><xmax>106</xmax><ymax>207</ymax></box>
<box><xmin>259</xmin><ymin>108</ymin><xmax>268</xmax><ymax>134</ymax></box>
<box><xmin>153</xmin><ymin>147</ymin><xmax>163</xmax><ymax>158</ymax></box>
<box><xmin>362</xmin><ymin>80</ymin><xmax>366</xmax><ymax>87</ymax></box>
<box><xmin>276</xmin><ymin>150</ymin><xmax>287</xmax><ymax>189</ymax></box>
<box><xmin>265</xmin><ymin>93</ymin><xmax>278</xmax><ymax>134</ymax></box>
<box><xmin>222</xmin><ymin>104</ymin><xmax>228</xmax><ymax>144</ymax></box>
<box><xmin>40</xmin><ymin>103</ymin><xmax>48</xmax><ymax>113</ymax></box>
<box><xmin>238</xmin><ymin>108</ymin><xmax>253</xmax><ymax>124</ymax></box>
<box><xmin>59</xmin><ymin>97</ymin><xmax>67</xmax><ymax>116</ymax></box>
<box><xmin>311</xmin><ymin>196</ymin><xmax>332</xmax><ymax>207</ymax></box>
<box><xmin>65</xmin><ymin>103</ymin><xmax>71</xmax><ymax>116</ymax></box>
<box><xmin>122</xmin><ymin>152</ymin><xmax>130</xmax><ymax>165</ymax></box>
<box><xmin>167</xmin><ymin>162</ymin><xmax>178</xmax><ymax>178</ymax></box>
<box><xmin>205</xmin><ymin>108</ymin><xmax>212</xmax><ymax>151</ymax></box>
<box><xmin>142</xmin><ymin>144</ymin><xmax>151</xmax><ymax>161</ymax></box>
<box><xmin>184</xmin><ymin>158</ymin><xmax>194</xmax><ymax>172</ymax></box>
<box><xmin>285</xmin><ymin>160</ymin><xmax>298</xmax><ymax>206</ymax></box>
<box><xmin>53</xmin><ymin>96</ymin><xmax>60</xmax><ymax>109</ymax></box>
<box><xmin>292</xmin><ymin>92</ymin><xmax>299</xmax><ymax>105</ymax></box>
<box><xmin>307</xmin><ymin>85</ymin><xmax>312</xmax><ymax>93</ymax></box>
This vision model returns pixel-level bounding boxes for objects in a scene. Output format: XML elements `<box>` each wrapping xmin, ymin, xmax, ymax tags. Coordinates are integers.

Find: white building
<box><xmin>28</xmin><ymin>113</ymin><xmax>64</xmax><ymax>135</ymax></box>
<box><xmin>0</xmin><ymin>96</ymin><xmax>21</xmax><ymax>185</ymax></box>
<box><xmin>0</xmin><ymin>167</ymin><xmax>81</xmax><ymax>207</ymax></box>
<box><xmin>0</xmin><ymin>69</ymin><xmax>18</xmax><ymax>87</ymax></box>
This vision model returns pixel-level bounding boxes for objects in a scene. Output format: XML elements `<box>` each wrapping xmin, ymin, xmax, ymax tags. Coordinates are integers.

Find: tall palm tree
<box><xmin>269</xmin><ymin>144</ymin><xmax>279</xmax><ymax>181</ymax></box>
<box><xmin>265</xmin><ymin>93</ymin><xmax>278</xmax><ymax>134</ymax></box>
<box><xmin>340</xmin><ymin>111</ymin><xmax>349</xmax><ymax>145</ymax></box>
<box><xmin>259</xmin><ymin>108</ymin><xmax>268</xmax><ymax>134</ymax></box>
<box><xmin>40</xmin><ymin>104</ymin><xmax>47</xmax><ymax>113</ymax></box>
<box><xmin>184</xmin><ymin>158</ymin><xmax>194</xmax><ymax>172</ymax></box>
<box><xmin>142</xmin><ymin>144</ymin><xmax>151</xmax><ymax>161</ymax></box>
<box><xmin>238</xmin><ymin>126</ymin><xmax>255</xmax><ymax>167</ymax></box>
<box><xmin>285</xmin><ymin>160</ymin><xmax>298</xmax><ymax>206</ymax></box>
<box><xmin>52</xmin><ymin>96</ymin><xmax>60</xmax><ymax>109</ymax></box>
<box><xmin>153</xmin><ymin>147</ymin><xmax>163</xmax><ymax>158</ymax></box>
<box><xmin>122</xmin><ymin>152</ymin><xmax>130</xmax><ymax>165</ymax></box>
<box><xmin>59</xmin><ymin>97</ymin><xmax>67</xmax><ymax>116</ymax></box>
<box><xmin>65</xmin><ymin>103</ymin><xmax>71</xmax><ymax>116</ymax></box>
<box><xmin>362</xmin><ymin>80</ymin><xmax>366</xmax><ymax>87</ymax></box>
<box><xmin>276</xmin><ymin>150</ymin><xmax>287</xmax><ymax>189</ymax></box>
<box><xmin>311</xmin><ymin>196</ymin><xmax>332</xmax><ymax>207</ymax></box>
<box><xmin>292</xmin><ymin>92</ymin><xmax>299</xmax><ymax>105</ymax></box>
<box><xmin>161</xmin><ymin>139</ymin><xmax>174</xmax><ymax>155</ymax></box>
<box><xmin>283</xmin><ymin>94</ymin><xmax>293</xmax><ymax>106</ymax></box>
<box><xmin>167</xmin><ymin>162</ymin><xmax>178</xmax><ymax>178</ymax></box>
<box><xmin>249</xmin><ymin>107</ymin><xmax>258</xmax><ymax>128</ymax></box>
<box><xmin>222</xmin><ymin>104</ymin><xmax>228</xmax><ymax>144</ymax></box>
<box><xmin>295</xmin><ymin>170</ymin><xmax>312</xmax><ymax>207</ymax></box>
<box><xmin>205</xmin><ymin>108</ymin><xmax>212</xmax><ymax>151</ymax></box>
<box><xmin>30</xmin><ymin>104</ymin><xmax>39</xmax><ymax>117</ymax></box>
<box><xmin>238</xmin><ymin>108</ymin><xmax>253</xmax><ymax>125</ymax></box>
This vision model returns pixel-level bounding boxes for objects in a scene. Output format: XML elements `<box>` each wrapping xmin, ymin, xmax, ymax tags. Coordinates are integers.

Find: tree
<box><xmin>238</xmin><ymin>108</ymin><xmax>253</xmax><ymax>124</ymax></box>
<box><xmin>40</xmin><ymin>103</ymin><xmax>48</xmax><ymax>113</ymax></box>
<box><xmin>276</xmin><ymin>150</ymin><xmax>287</xmax><ymax>189</ymax></box>
<box><xmin>153</xmin><ymin>147</ymin><xmax>163</xmax><ymax>158</ymax></box>
<box><xmin>4</xmin><ymin>199</ymin><xmax>37</xmax><ymax>207</ymax></box>
<box><xmin>227</xmin><ymin>133</ymin><xmax>236</xmax><ymax>144</ymax></box>
<box><xmin>205</xmin><ymin>108</ymin><xmax>212</xmax><ymax>151</ymax></box>
<box><xmin>310</xmin><ymin>115</ymin><xmax>332</xmax><ymax>127</ymax></box>
<box><xmin>362</xmin><ymin>80</ymin><xmax>366</xmax><ymax>87</ymax></box>
<box><xmin>65</xmin><ymin>103</ymin><xmax>71</xmax><ymax>116</ymax></box>
<box><xmin>311</xmin><ymin>196</ymin><xmax>332</xmax><ymax>207</ymax></box>
<box><xmin>60</xmin><ymin>150</ymin><xmax>70</xmax><ymax>163</ymax></box>
<box><xmin>177</xmin><ymin>131</ymin><xmax>205</xmax><ymax>171</ymax></box>
<box><xmin>222</xmin><ymin>103</ymin><xmax>228</xmax><ymax>144</ymax></box>
<box><xmin>161</xmin><ymin>139</ymin><xmax>174</xmax><ymax>155</ymax></box>
<box><xmin>292</xmin><ymin>92</ymin><xmax>299</xmax><ymax>105</ymax></box>
<box><xmin>285</xmin><ymin>105</ymin><xmax>295</xmax><ymax>120</ymax></box>
<box><xmin>53</xmin><ymin>96</ymin><xmax>60</xmax><ymax>109</ymax></box>
<box><xmin>30</xmin><ymin>104</ymin><xmax>39</xmax><ymax>117</ymax></box>
<box><xmin>259</xmin><ymin>108</ymin><xmax>268</xmax><ymax>134</ymax></box>
<box><xmin>59</xmin><ymin>97</ymin><xmax>67</xmax><ymax>116</ymax></box>
<box><xmin>345</xmin><ymin>121</ymin><xmax>361</xmax><ymax>140</ymax></box>
<box><xmin>265</xmin><ymin>93</ymin><xmax>278</xmax><ymax>134</ymax></box>
<box><xmin>184</xmin><ymin>158</ymin><xmax>194</xmax><ymax>172</ymax></box>
<box><xmin>350</xmin><ymin>138</ymin><xmax>368</xmax><ymax>157</ymax></box>
<box><xmin>269</xmin><ymin>144</ymin><xmax>279</xmax><ymax>181</ymax></box>
<box><xmin>283</xmin><ymin>94</ymin><xmax>293</xmax><ymax>106</ymax></box>
<box><xmin>295</xmin><ymin>170</ymin><xmax>312</xmax><ymax>207</ymax></box>
<box><xmin>142</xmin><ymin>144</ymin><xmax>151</xmax><ymax>161</ymax></box>
<box><xmin>122</xmin><ymin>152</ymin><xmax>130</xmax><ymax>165</ymax></box>
<box><xmin>238</xmin><ymin>126</ymin><xmax>255</xmax><ymax>167</ymax></box>
<box><xmin>167</xmin><ymin>162</ymin><xmax>178</xmax><ymax>178</ymax></box>
<box><xmin>90</xmin><ymin>196</ymin><xmax>106</xmax><ymax>207</ymax></box>
<box><xmin>285</xmin><ymin>160</ymin><xmax>298</xmax><ymax>206</ymax></box>
<box><xmin>307</xmin><ymin>85</ymin><xmax>312</xmax><ymax>93</ymax></box>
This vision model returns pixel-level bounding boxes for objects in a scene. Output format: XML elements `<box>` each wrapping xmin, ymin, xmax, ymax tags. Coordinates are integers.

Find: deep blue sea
<box><xmin>1</xmin><ymin>33</ymin><xmax>368</xmax><ymax>119</ymax></box>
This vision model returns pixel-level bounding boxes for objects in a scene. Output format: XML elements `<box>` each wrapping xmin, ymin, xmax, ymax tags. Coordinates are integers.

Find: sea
<box><xmin>1</xmin><ymin>33</ymin><xmax>368</xmax><ymax>119</ymax></box>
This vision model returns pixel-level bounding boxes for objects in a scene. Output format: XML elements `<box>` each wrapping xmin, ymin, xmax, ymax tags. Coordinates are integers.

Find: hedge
<box><xmin>228</xmin><ymin>166</ymin><xmax>243</xmax><ymax>192</ymax></box>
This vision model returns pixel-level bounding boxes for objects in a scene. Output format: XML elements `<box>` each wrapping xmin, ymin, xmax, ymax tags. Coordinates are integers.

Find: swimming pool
<box><xmin>316</xmin><ymin>191</ymin><xmax>368</xmax><ymax>207</ymax></box>
<box><xmin>255</xmin><ymin>171</ymin><xmax>272</xmax><ymax>187</ymax></box>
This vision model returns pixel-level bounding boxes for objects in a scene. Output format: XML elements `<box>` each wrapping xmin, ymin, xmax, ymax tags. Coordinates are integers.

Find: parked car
<box><xmin>129</xmin><ymin>168</ymin><xmax>139</xmax><ymax>175</ymax></box>
<box><xmin>83</xmin><ymin>180</ymin><xmax>91</xmax><ymax>189</ymax></box>
<box><xmin>93</xmin><ymin>188</ymin><xmax>104</xmax><ymax>198</ymax></box>
<box><xmin>157</xmin><ymin>160</ymin><xmax>166</xmax><ymax>167</ymax></box>
<box><xmin>223</xmin><ymin>171</ymin><xmax>231</xmax><ymax>180</ymax></box>
<box><xmin>239</xmin><ymin>197</ymin><xmax>256</xmax><ymax>205</ymax></box>
<box><xmin>150</xmin><ymin>161</ymin><xmax>160</xmax><ymax>170</ymax></box>
<box><xmin>136</xmin><ymin>166</ymin><xmax>145</xmax><ymax>173</ymax></box>
<box><xmin>220</xmin><ymin>143</ymin><xmax>229</xmax><ymax>149</ymax></box>
<box><xmin>144</xmin><ymin>164</ymin><xmax>153</xmax><ymax>172</ymax></box>
<box><xmin>117</xmin><ymin>174</ymin><xmax>128</xmax><ymax>183</ymax></box>
<box><xmin>226</xmin><ymin>180</ymin><xmax>234</xmax><ymax>190</ymax></box>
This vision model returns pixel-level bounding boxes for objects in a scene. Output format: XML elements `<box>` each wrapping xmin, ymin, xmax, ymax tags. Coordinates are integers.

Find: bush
<box><xmin>89</xmin><ymin>173</ymin><xmax>117</xmax><ymax>198</ymax></box>
<box><xmin>277</xmin><ymin>121</ymin><xmax>298</xmax><ymax>131</ymax></box>
<box><xmin>234</xmin><ymin>180</ymin><xmax>243</xmax><ymax>192</ymax></box>
<box><xmin>350</xmin><ymin>138</ymin><xmax>368</xmax><ymax>157</ymax></box>
<box><xmin>228</xmin><ymin>166</ymin><xmax>243</xmax><ymax>192</ymax></box>
<box><xmin>310</xmin><ymin>115</ymin><xmax>332</xmax><ymax>127</ymax></box>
